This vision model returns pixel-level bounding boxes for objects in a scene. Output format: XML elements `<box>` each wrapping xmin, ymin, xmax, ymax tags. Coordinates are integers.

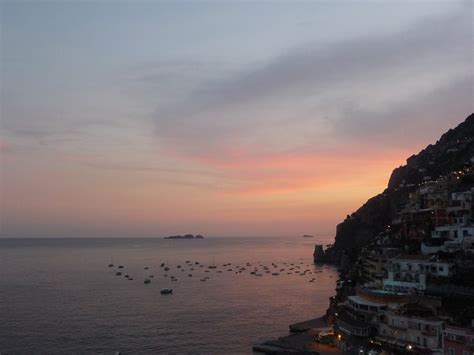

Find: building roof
<box><xmin>391</xmin><ymin>303</ymin><xmax>442</xmax><ymax>321</ymax></box>
<box><xmin>348</xmin><ymin>295</ymin><xmax>387</xmax><ymax>307</ymax></box>
<box><xmin>444</xmin><ymin>324</ymin><xmax>474</xmax><ymax>335</ymax></box>
<box><xmin>392</xmin><ymin>254</ymin><xmax>431</xmax><ymax>261</ymax></box>
<box><xmin>337</xmin><ymin>311</ymin><xmax>371</xmax><ymax>329</ymax></box>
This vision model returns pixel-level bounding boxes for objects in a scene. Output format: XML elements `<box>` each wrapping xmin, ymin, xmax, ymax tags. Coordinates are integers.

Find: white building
<box><xmin>431</xmin><ymin>225</ymin><xmax>474</xmax><ymax>240</ymax></box>
<box><xmin>448</xmin><ymin>190</ymin><xmax>473</xmax><ymax>226</ymax></box>
<box><xmin>378</xmin><ymin>304</ymin><xmax>444</xmax><ymax>353</ymax></box>
<box><xmin>423</xmin><ymin>225</ymin><xmax>474</xmax><ymax>254</ymax></box>
<box><xmin>383</xmin><ymin>255</ymin><xmax>452</xmax><ymax>293</ymax></box>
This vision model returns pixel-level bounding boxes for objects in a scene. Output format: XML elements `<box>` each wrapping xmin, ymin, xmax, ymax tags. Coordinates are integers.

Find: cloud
<box><xmin>151</xmin><ymin>7</ymin><xmax>472</xmax><ymax>166</ymax></box>
<box><xmin>330</xmin><ymin>75</ymin><xmax>473</xmax><ymax>147</ymax></box>
<box><xmin>0</xmin><ymin>139</ymin><xmax>14</xmax><ymax>153</ymax></box>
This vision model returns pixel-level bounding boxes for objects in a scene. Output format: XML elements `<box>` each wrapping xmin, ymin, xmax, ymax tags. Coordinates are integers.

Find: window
<box><xmin>448</xmin><ymin>348</ymin><xmax>455</xmax><ymax>355</ymax></box>
<box><xmin>439</xmin><ymin>266</ymin><xmax>444</xmax><ymax>272</ymax></box>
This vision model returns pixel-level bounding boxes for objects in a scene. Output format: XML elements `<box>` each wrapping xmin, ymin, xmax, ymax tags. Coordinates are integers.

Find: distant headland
<box><xmin>164</xmin><ymin>234</ymin><xmax>204</xmax><ymax>239</ymax></box>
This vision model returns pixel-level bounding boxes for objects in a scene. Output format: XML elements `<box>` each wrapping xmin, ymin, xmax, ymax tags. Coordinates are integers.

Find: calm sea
<box><xmin>0</xmin><ymin>237</ymin><xmax>337</xmax><ymax>354</ymax></box>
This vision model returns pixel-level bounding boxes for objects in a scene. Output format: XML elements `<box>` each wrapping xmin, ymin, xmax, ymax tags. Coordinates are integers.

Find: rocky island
<box><xmin>164</xmin><ymin>234</ymin><xmax>204</xmax><ymax>239</ymax></box>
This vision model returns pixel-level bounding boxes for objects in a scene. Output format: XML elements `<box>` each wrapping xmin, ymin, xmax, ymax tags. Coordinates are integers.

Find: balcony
<box><xmin>421</xmin><ymin>328</ymin><xmax>437</xmax><ymax>336</ymax></box>
<box><xmin>388</xmin><ymin>323</ymin><xmax>407</xmax><ymax>331</ymax></box>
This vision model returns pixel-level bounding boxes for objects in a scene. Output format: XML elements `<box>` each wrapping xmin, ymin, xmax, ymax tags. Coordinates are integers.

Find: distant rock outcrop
<box><xmin>330</xmin><ymin>113</ymin><xmax>474</xmax><ymax>255</ymax></box>
<box><xmin>164</xmin><ymin>234</ymin><xmax>205</xmax><ymax>239</ymax></box>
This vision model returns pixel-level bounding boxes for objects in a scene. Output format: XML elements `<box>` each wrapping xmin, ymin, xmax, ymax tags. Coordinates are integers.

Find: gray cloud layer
<box><xmin>152</xmin><ymin>8</ymin><xmax>473</xmax><ymax>161</ymax></box>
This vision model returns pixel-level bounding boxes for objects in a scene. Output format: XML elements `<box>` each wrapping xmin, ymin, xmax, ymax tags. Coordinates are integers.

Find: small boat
<box><xmin>144</xmin><ymin>278</ymin><xmax>151</xmax><ymax>284</ymax></box>
<box><xmin>116</xmin><ymin>272</ymin><xmax>122</xmax><ymax>276</ymax></box>
<box><xmin>171</xmin><ymin>278</ymin><xmax>178</xmax><ymax>282</ymax></box>
<box><xmin>272</xmin><ymin>273</ymin><xmax>280</xmax><ymax>276</ymax></box>
<box><xmin>188</xmin><ymin>274</ymin><xmax>192</xmax><ymax>277</ymax></box>
<box><xmin>118</xmin><ymin>265</ymin><xmax>124</xmax><ymax>269</ymax></box>
<box><xmin>200</xmin><ymin>278</ymin><xmax>207</xmax><ymax>281</ymax></box>
<box><xmin>160</xmin><ymin>263</ymin><xmax>165</xmax><ymax>267</ymax></box>
<box><xmin>160</xmin><ymin>288</ymin><xmax>173</xmax><ymax>294</ymax></box>
<box><xmin>164</xmin><ymin>267</ymin><xmax>170</xmax><ymax>271</ymax></box>
<box><xmin>149</xmin><ymin>275</ymin><xmax>154</xmax><ymax>278</ymax></box>
<box><xmin>108</xmin><ymin>263</ymin><xmax>114</xmax><ymax>267</ymax></box>
<box><xmin>144</xmin><ymin>267</ymin><xmax>149</xmax><ymax>270</ymax></box>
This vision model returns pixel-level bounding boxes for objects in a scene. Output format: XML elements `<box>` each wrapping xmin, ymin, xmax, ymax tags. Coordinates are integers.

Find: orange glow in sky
<box><xmin>1</xmin><ymin>1</ymin><xmax>472</xmax><ymax>238</ymax></box>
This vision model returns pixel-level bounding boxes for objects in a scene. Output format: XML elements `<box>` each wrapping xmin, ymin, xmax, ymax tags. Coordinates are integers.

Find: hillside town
<box><xmin>320</xmin><ymin>162</ymin><xmax>474</xmax><ymax>354</ymax></box>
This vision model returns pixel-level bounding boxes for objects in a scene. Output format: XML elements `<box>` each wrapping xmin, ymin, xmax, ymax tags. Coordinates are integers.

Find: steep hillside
<box><xmin>332</xmin><ymin>113</ymin><xmax>474</xmax><ymax>253</ymax></box>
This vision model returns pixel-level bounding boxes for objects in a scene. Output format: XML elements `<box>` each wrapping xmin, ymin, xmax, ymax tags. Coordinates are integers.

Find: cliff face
<box><xmin>332</xmin><ymin>113</ymin><xmax>474</xmax><ymax>252</ymax></box>
<box><xmin>388</xmin><ymin>114</ymin><xmax>474</xmax><ymax>189</ymax></box>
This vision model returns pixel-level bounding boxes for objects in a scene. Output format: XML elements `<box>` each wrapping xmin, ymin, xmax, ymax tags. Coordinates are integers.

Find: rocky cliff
<box><xmin>331</xmin><ymin>113</ymin><xmax>474</xmax><ymax>254</ymax></box>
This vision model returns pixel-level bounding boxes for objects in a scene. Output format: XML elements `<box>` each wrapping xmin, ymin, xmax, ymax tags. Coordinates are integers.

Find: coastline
<box><xmin>253</xmin><ymin>315</ymin><xmax>339</xmax><ymax>354</ymax></box>
<box><xmin>254</xmin><ymin>115</ymin><xmax>474</xmax><ymax>354</ymax></box>
<box><xmin>253</xmin><ymin>244</ymin><xmax>340</xmax><ymax>354</ymax></box>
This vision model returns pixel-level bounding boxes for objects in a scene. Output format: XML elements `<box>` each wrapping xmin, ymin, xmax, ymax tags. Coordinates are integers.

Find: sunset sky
<box><xmin>1</xmin><ymin>1</ymin><xmax>473</xmax><ymax>238</ymax></box>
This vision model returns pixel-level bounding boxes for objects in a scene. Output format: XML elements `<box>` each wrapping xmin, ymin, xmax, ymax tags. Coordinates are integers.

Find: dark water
<box><xmin>0</xmin><ymin>237</ymin><xmax>337</xmax><ymax>354</ymax></box>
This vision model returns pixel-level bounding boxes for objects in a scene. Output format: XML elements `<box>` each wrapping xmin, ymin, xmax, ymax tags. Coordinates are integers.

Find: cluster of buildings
<box><xmin>329</xmin><ymin>167</ymin><xmax>474</xmax><ymax>354</ymax></box>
